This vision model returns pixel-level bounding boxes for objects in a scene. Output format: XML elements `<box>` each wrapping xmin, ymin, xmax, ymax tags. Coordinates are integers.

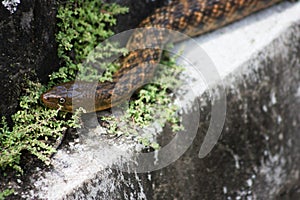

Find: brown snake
<box><xmin>41</xmin><ymin>0</ymin><xmax>284</xmax><ymax>112</ymax></box>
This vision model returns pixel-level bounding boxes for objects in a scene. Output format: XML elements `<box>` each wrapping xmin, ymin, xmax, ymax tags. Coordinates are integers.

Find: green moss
<box><xmin>103</xmin><ymin>54</ymin><xmax>184</xmax><ymax>149</ymax></box>
<box><xmin>50</xmin><ymin>0</ymin><xmax>128</xmax><ymax>84</ymax></box>
<box><xmin>0</xmin><ymin>0</ymin><xmax>128</xmax><ymax>174</ymax></box>
<box><xmin>0</xmin><ymin>188</ymin><xmax>14</xmax><ymax>200</ymax></box>
<box><xmin>51</xmin><ymin>0</ymin><xmax>184</xmax><ymax>149</ymax></box>
<box><xmin>0</xmin><ymin>81</ymin><xmax>81</xmax><ymax>173</ymax></box>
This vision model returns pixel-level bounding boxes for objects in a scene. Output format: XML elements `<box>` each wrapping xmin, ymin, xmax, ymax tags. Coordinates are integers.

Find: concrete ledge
<box><xmin>28</xmin><ymin>2</ymin><xmax>300</xmax><ymax>199</ymax></box>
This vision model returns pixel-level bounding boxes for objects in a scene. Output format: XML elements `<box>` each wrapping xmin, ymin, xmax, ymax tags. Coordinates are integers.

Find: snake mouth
<box><xmin>40</xmin><ymin>93</ymin><xmax>60</xmax><ymax>110</ymax></box>
<box><xmin>41</xmin><ymin>93</ymin><xmax>74</xmax><ymax>112</ymax></box>
<box><xmin>41</xmin><ymin>92</ymin><xmax>62</xmax><ymax>109</ymax></box>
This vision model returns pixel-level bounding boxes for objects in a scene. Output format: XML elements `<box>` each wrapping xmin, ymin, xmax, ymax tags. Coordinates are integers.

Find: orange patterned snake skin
<box><xmin>41</xmin><ymin>0</ymin><xmax>284</xmax><ymax>112</ymax></box>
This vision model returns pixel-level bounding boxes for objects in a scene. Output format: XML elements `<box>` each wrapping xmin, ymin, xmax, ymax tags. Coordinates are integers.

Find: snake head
<box><xmin>41</xmin><ymin>79</ymin><xmax>129</xmax><ymax>113</ymax></box>
<box><xmin>41</xmin><ymin>81</ymin><xmax>74</xmax><ymax>112</ymax></box>
<box><xmin>41</xmin><ymin>81</ymin><xmax>111</xmax><ymax>113</ymax></box>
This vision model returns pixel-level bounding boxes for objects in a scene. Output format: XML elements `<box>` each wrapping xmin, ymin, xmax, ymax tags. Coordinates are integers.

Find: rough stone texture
<box><xmin>0</xmin><ymin>0</ymin><xmax>59</xmax><ymax>120</ymax></box>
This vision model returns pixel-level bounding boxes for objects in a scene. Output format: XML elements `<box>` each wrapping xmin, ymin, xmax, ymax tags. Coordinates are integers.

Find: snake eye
<box><xmin>59</xmin><ymin>97</ymin><xmax>66</xmax><ymax>104</ymax></box>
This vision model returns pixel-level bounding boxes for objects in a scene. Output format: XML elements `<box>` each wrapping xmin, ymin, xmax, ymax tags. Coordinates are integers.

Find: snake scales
<box><xmin>41</xmin><ymin>0</ymin><xmax>284</xmax><ymax>112</ymax></box>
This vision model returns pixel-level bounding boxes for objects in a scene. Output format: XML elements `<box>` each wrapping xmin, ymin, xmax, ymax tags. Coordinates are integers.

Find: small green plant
<box><xmin>0</xmin><ymin>81</ymin><xmax>81</xmax><ymax>173</ymax></box>
<box><xmin>0</xmin><ymin>0</ymin><xmax>129</xmax><ymax>174</ymax></box>
<box><xmin>51</xmin><ymin>0</ymin><xmax>128</xmax><ymax>84</ymax></box>
<box><xmin>0</xmin><ymin>188</ymin><xmax>14</xmax><ymax>200</ymax></box>
<box><xmin>51</xmin><ymin>0</ymin><xmax>184</xmax><ymax>149</ymax></box>
<box><xmin>103</xmin><ymin>54</ymin><xmax>184</xmax><ymax>149</ymax></box>
<box><xmin>0</xmin><ymin>0</ymin><xmax>129</xmax><ymax>175</ymax></box>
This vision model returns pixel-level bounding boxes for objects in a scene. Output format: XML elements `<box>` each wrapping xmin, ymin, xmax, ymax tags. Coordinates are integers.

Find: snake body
<box><xmin>41</xmin><ymin>0</ymin><xmax>284</xmax><ymax>112</ymax></box>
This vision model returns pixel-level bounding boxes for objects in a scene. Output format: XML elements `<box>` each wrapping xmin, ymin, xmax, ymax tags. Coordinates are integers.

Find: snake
<box><xmin>41</xmin><ymin>0</ymin><xmax>284</xmax><ymax>112</ymax></box>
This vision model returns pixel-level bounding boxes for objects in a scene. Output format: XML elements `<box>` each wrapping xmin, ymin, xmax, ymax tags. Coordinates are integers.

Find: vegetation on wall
<box><xmin>50</xmin><ymin>0</ymin><xmax>128</xmax><ymax>84</ymax></box>
<box><xmin>0</xmin><ymin>0</ymin><xmax>128</xmax><ymax>175</ymax></box>
<box><xmin>0</xmin><ymin>81</ymin><xmax>81</xmax><ymax>173</ymax></box>
<box><xmin>50</xmin><ymin>0</ymin><xmax>183</xmax><ymax>148</ymax></box>
<box><xmin>0</xmin><ymin>0</ymin><xmax>183</xmax><ymax>186</ymax></box>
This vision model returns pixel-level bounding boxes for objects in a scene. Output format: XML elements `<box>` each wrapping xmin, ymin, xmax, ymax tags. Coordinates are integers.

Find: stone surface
<box><xmin>0</xmin><ymin>0</ymin><xmax>59</xmax><ymax>121</ymax></box>
<box><xmin>151</xmin><ymin>19</ymin><xmax>300</xmax><ymax>200</ymax></box>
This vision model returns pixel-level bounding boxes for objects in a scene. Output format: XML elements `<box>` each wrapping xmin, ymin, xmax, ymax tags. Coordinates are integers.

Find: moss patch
<box><xmin>51</xmin><ymin>0</ymin><xmax>183</xmax><ymax>149</ymax></box>
<box><xmin>0</xmin><ymin>81</ymin><xmax>81</xmax><ymax>173</ymax></box>
<box><xmin>50</xmin><ymin>0</ymin><xmax>128</xmax><ymax>84</ymax></box>
<box><xmin>0</xmin><ymin>188</ymin><xmax>14</xmax><ymax>200</ymax></box>
<box><xmin>103</xmin><ymin>54</ymin><xmax>184</xmax><ymax>149</ymax></box>
<box><xmin>0</xmin><ymin>0</ymin><xmax>128</xmax><ymax>175</ymax></box>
